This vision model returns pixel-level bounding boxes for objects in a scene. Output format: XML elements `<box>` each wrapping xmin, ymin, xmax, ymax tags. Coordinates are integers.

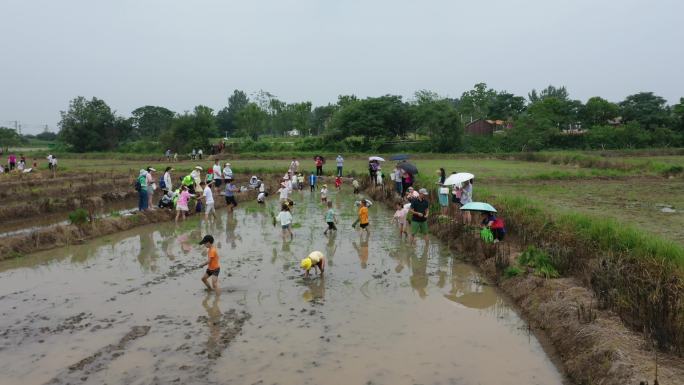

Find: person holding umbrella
<box><xmin>460</xmin><ymin>179</ymin><xmax>473</xmax><ymax>225</ymax></box>
<box><xmin>409</xmin><ymin>188</ymin><xmax>430</xmax><ymax>245</ymax></box>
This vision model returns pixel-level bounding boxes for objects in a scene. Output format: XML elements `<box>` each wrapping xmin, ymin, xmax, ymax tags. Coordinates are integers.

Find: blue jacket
<box><xmin>309</xmin><ymin>174</ymin><xmax>317</xmax><ymax>185</ymax></box>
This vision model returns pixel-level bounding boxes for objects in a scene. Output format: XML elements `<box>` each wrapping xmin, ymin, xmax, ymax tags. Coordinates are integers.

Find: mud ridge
<box><xmin>0</xmin><ymin>174</ymin><xmax>285</xmax><ymax>261</ymax></box>
<box><xmin>366</xmin><ymin>185</ymin><xmax>684</xmax><ymax>385</ymax></box>
<box><xmin>46</xmin><ymin>325</ymin><xmax>151</xmax><ymax>385</ymax></box>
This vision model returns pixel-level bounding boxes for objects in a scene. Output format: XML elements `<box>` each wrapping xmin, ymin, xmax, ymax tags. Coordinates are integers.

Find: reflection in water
<box><xmin>202</xmin><ymin>293</ymin><xmax>222</xmax><ymax>356</ymax></box>
<box><xmin>225</xmin><ymin>216</ymin><xmax>240</xmax><ymax>249</ymax></box>
<box><xmin>444</xmin><ymin>261</ymin><xmax>498</xmax><ymax>310</ymax></box>
<box><xmin>137</xmin><ymin>231</ymin><xmax>159</xmax><ymax>272</ymax></box>
<box><xmin>409</xmin><ymin>247</ymin><xmax>428</xmax><ymax>299</ymax></box>
<box><xmin>302</xmin><ymin>275</ymin><xmax>325</xmax><ymax>302</ymax></box>
<box><xmin>325</xmin><ymin>232</ymin><xmax>337</xmax><ymax>266</ymax></box>
<box><xmin>353</xmin><ymin>238</ymin><xmax>369</xmax><ymax>269</ymax></box>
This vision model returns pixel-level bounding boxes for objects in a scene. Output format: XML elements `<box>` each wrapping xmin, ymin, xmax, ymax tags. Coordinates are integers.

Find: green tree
<box><xmin>58</xmin><ymin>96</ymin><xmax>126</xmax><ymax>152</ymax></box>
<box><xmin>412</xmin><ymin>95</ymin><xmax>463</xmax><ymax>152</ymax></box>
<box><xmin>330</xmin><ymin>95</ymin><xmax>409</xmax><ymax>143</ymax></box>
<box><xmin>131</xmin><ymin>106</ymin><xmax>175</xmax><ymax>139</ymax></box>
<box><xmin>458</xmin><ymin>83</ymin><xmax>496</xmax><ymax>120</ymax></box>
<box><xmin>528</xmin><ymin>85</ymin><xmax>569</xmax><ymax>103</ymax></box>
<box><xmin>160</xmin><ymin>106</ymin><xmax>216</xmax><ymax>153</ymax></box>
<box><xmin>489</xmin><ymin>92</ymin><xmax>526</xmax><ymax>120</ymax></box>
<box><xmin>216</xmin><ymin>90</ymin><xmax>249</xmax><ymax>137</ymax></box>
<box><xmin>672</xmin><ymin>97</ymin><xmax>684</xmax><ymax>134</ymax></box>
<box><xmin>310</xmin><ymin>104</ymin><xmax>337</xmax><ymax>136</ymax></box>
<box><xmin>235</xmin><ymin>103</ymin><xmax>268</xmax><ymax>141</ymax></box>
<box><xmin>619</xmin><ymin>92</ymin><xmax>670</xmax><ymax>130</ymax></box>
<box><xmin>580</xmin><ymin>97</ymin><xmax>619</xmax><ymax>127</ymax></box>
<box><xmin>0</xmin><ymin>127</ymin><xmax>23</xmax><ymax>151</ymax></box>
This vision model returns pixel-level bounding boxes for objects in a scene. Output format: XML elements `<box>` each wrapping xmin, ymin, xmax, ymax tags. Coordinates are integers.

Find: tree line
<box><xmin>51</xmin><ymin>84</ymin><xmax>684</xmax><ymax>153</ymax></box>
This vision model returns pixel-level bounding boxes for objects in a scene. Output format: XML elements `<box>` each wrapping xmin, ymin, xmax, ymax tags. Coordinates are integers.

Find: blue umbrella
<box><xmin>460</xmin><ymin>202</ymin><xmax>497</xmax><ymax>213</ymax></box>
<box><xmin>390</xmin><ymin>154</ymin><xmax>410</xmax><ymax>161</ymax></box>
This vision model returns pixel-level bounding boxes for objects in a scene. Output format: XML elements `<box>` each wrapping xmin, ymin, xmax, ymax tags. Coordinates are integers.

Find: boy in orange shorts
<box><xmin>199</xmin><ymin>235</ymin><xmax>220</xmax><ymax>292</ymax></box>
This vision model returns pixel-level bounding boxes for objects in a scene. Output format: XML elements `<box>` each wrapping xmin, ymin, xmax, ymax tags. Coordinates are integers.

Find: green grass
<box><xmin>480</xmin><ymin>189</ymin><xmax>684</xmax><ymax>268</ymax></box>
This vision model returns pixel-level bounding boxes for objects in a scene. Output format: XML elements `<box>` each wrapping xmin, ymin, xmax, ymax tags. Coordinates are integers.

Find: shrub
<box><xmin>517</xmin><ymin>246</ymin><xmax>560</xmax><ymax>278</ymax></box>
<box><xmin>68</xmin><ymin>208</ymin><xmax>89</xmax><ymax>226</ymax></box>
<box><xmin>504</xmin><ymin>266</ymin><xmax>522</xmax><ymax>278</ymax></box>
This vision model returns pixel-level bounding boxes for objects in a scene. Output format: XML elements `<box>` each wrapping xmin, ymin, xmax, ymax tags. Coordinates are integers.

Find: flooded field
<box><xmin>0</xmin><ymin>190</ymin><xmax>564</xmax><ymax>385</ymax></box>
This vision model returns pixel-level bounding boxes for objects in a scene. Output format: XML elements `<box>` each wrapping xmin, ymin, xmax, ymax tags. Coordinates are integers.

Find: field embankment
<box><xmin>367</xmin><ymin>183</ymin><xmax>684</xmax><ymax>385</ymax></box>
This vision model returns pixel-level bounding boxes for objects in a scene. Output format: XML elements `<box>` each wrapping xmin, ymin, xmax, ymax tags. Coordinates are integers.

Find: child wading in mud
<box><xmin>199</xmin><ymin>235</ymin><xmax>220</xmax><ymax>292</ymax></box>
<box><xmin>276</xmin><ymin>203</ymin><xmax>294</xmax><ymax>240</ymax></box>
<box><xmin>324</xmin><ymin>201</ymin><xmax>338</xmax><ymax>235</ymax></box>
<box><xmin>300</xmin><ymin>251</ymin><xmax>326</xmax><ymax>278</ymax></box>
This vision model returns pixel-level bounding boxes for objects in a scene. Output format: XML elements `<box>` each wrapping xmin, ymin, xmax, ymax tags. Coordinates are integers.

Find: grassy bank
<box><xmin>476</xmin><ymin>188</ymin><xmax>683</xmax><ymax>351</ymax></box>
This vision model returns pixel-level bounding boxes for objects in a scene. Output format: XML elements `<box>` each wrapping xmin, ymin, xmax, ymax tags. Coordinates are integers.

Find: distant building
<box><xmin>286</xmin><ymin>129</ymin><xmax>300</xmax><ymax>137</ymax></box>
<box><xmin>464</xmin><ymin>119</ymin><xmax>511</xmax><ymax>136</ymax></box>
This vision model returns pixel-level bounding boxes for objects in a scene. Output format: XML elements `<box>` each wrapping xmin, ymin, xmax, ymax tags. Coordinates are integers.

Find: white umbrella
<box><xmin>443</xmin><ymin>172</ymin><xmax>474</xmax><ymax>186</ymax></box>
<box><xmin>368</xmin><ymin>156</ymin><xmax>385</xmax><ymax>162</ymax></box>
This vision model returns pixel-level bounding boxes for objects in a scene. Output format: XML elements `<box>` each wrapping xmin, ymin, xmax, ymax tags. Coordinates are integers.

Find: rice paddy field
<box><xmin>48</xmin><ymin>152</ymin><xmax>684</xmax><ymax>247</ymax></box>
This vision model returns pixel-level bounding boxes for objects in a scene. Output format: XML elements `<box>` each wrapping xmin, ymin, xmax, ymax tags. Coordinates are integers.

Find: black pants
<box><xmin>316</xmin><ymin>166</ymin><xmax>323</xmax><ymax>176</ymax></box>
<box><xmin>310</xmin><ymin>184</ymin><xmax>315</xmax><ymax>192</ymax></box>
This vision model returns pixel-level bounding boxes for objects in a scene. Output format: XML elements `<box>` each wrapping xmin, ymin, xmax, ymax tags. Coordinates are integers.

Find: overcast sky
<box><xmin>1</xmin><ymin>0</ymin><xmax>683</xmax><ymax>134</ymax></box>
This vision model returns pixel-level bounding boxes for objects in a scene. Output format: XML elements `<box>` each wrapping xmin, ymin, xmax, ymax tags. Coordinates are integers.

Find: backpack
<box><xmin>159</xmin><ymin>174</ymin><xmax>166</xmax><ymax>189</ymax></box>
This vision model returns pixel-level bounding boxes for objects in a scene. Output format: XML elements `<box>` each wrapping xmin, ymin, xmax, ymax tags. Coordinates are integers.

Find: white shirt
<box><xmin>320</xmin><ymin>188</ymin><xmax>328</xmax><ymax>197</ymax></box>
<box><xmin>191</xmin><ymin>170</ymin><xmax>201</xmax><ymax>185</ymax></box>
<box><xmin>278</xmin><ymin>187</ymin><xmax>289</xmax><ymax>200</ymax></box>
<box><xmin>212</xmin><ymin>164</ymin><xmax>222</xmax><ymax>179</ymax></box>
<box><xmin>259</xmin><ymin>183</ymin><xmax>266</xmax><ymax>193</ymax></box>
<box><xmin>163</xmin><ymin>172</ymin><xmax>172</xmax><ymax>191</ymax></box>
<box><xmin>276</xmin><ymin>211</ymin><xmax>293</xmax><ymax>226</ymax></box>
<box><xmin>223</xmin><ymin>166</ymin><xmax>233</xmax><ymax>179</ymax></box>
<box><xmin>203</xmin><ymin>186</ymin><xmax>214</xmax><ymax>204</ymax></box>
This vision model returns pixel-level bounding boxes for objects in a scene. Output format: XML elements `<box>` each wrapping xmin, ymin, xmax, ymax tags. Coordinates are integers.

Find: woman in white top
<box><xmin>162</xmin><ymin>167</ymin><xmax>173</xmax><ymax>193</ymax></box>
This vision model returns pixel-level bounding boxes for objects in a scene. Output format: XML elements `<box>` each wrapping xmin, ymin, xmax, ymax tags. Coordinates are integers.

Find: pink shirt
<box><xmin>178</xmin><ymin>190</ymin><xmax>191</xmax><ymax>206</ymax></box>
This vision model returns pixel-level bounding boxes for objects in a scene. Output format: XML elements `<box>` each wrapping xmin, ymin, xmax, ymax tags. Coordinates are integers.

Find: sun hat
<box><xmin>199</xmin><ymin>235</ymin><xmax>214</xmax><ymax>245</ymax></box>
<box><xmin>148</xmin><ymin>167</ymin><xmax>156</xmax><ymax>172</ymax></box>
<box><xmin>300</xmin><ymin>257</ymin><xmax>312</xmax><ymax>271</ymax></box>
<box><xmin>225</xmin><ymin>162</ymin><xmax>231</xmax><ymax>166</ymax></box>
<box><xmin>194</xmin><ymin>166</ymin><xmax>202</xmax><ymax>170</ymax></box>
<box><xmin>419</xmin><ymin>188</ymin><xmax>428</xmax><ymax>195</ymax></box>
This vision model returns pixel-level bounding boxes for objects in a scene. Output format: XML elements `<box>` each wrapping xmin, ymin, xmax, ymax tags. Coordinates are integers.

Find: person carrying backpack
<box><xmin>136</xmin><ymin>169</ymin><xmax>149</xmax><ymax>211</ymax></box>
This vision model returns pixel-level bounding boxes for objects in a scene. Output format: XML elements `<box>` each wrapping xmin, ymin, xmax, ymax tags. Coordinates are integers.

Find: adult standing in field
<box><xmin>162</xmin><ymin>167</ymin><xmax>173</xmax><ymax>194</ymax></box>
<box><xmin>402</xmin><ymin>171</ymin><xmax>413</xmax><ymax>193</ymax></box>
<box><xmin>289</xmin><ymin>158</ymin><xmax>299</xmax><ymax>176</ymax></box>
<box><xmin>315</xmin><ymin>156</ymin><xmax>324</xmax><ymax>176</ymax></box>
<box><xmin>409</xmin><ymin>188</ymin><xmax>430</xmax><ymax>245</ymax></box>
<box><xmin>47</xmin><ymin>154</ymin><xmax>53</xmax><ymax>170</ymax></box>
<box><xmin>146</xmin><ymin>167</ymin><xmax>157</xmax><ymax>209</ymax></box>
<box><xmin>460</xmin><ymin>179</ymin><xmax>473</xmax><ymax>225</ymax></box>
<box><xmin>336</xmin><ymin>155</ymin><xmax>344</xmax><ymax>177</ymax></box>
<box><xmin>308</xmin><ymin>171</ymin><xmax>317</xmax><ymax>192</ymax></box>
<box><xmin>165</xmin><ymin>149</ymin><xmax>171</xmax><ymax>161</ymax></box>
<box><xmin>224</xmin><ymin>178</ymin><xmax>239</xmax><ymax>213</ymax></box>
<box><xmin>212</xmin><ymin>159</ymin><xmax>222</xmax><ymax>193</ymax></box>
<box><xmin>223</xmin><ymin>162</ymin><xmax>233</xmax><ymax>181</ymax></box>
<box><xmin>191</xmin><ymin>166</ymin><xmax>202</xmax><ymax>189</ymax></box>
<box><xmin>136</xmin><ymin>169</ymin><xmax>148</xmax><ymax>211</ymax></box>
<box><xmin>392</xmin><ymin>166</ymin><xmax>403</xmax><ymax>195</ymax></box>
<box><xmin>437</xmin><ymin>168</ymin><xmax>449</xmax><ymax>215</ymax></box>
<box><xmin>191</xmin><ymin>149</ymin><xmax>197</xmax><ymax>160</ymax></box>
<box><xmin>8</xmin><ymin>153</ymin><xmax>16</xmax><ymax>171</ymax></box>
<box><xmin>198</xmin><ymin>148</ymin><xmax>203</xmax><ymax>160</ymax></box>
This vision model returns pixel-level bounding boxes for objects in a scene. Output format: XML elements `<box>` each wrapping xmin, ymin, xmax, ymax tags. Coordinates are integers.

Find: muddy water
<box><xmin>0</xmin><ymin>190</ymin><xmax>564</xmax><ymax>385</ymax></box>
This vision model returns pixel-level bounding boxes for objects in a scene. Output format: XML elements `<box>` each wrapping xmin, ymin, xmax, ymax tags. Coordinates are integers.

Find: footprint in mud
<box><xmin>46</xmin><ymin>325</ymin><xmax>151</xmax><ymax>385</ymax></box>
